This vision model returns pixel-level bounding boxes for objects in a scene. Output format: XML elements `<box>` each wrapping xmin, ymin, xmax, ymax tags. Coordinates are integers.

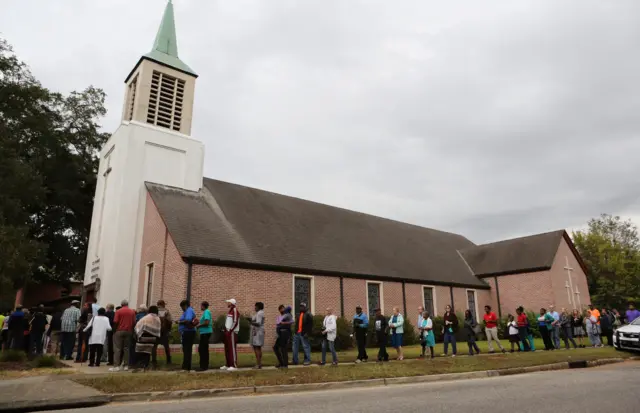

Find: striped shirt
<box><xmin>61</xmin><ymin>306</ymin><xmax>81</xmax><ymax>332</ymax></box>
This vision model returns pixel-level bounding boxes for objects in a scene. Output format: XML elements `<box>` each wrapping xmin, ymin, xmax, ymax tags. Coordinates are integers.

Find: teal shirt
<box><xmin>198</xmin><ymin>309</ymin><xmax>213</xmax><ymax>334</ymax></box>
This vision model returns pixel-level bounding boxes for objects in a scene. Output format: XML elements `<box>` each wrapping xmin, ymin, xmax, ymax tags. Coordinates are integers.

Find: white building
<box><xmin>83</xmin><ymin>0</ymin><xmax>204</xmax><ymax>307</ymax></box>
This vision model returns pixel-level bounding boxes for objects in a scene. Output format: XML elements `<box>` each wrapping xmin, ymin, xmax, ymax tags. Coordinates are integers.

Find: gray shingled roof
<box><xmin>146</xmin><ymin>179</ymin><xmax>490</xmax><ymax>288</ymax></box>
<box><xmin>459</xmin><ymin>230</ymin><xmax>565</xmax><ymax>277</ymax></box>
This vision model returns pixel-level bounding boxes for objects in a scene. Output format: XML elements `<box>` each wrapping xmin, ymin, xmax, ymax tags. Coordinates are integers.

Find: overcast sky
<box><xmin>2</xmin><ymin>0</ymin><xmax>639</xmax><ymax>243</ymax></box>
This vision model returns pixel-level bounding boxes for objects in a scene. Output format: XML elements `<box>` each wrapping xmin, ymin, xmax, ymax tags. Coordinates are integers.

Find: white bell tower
<box><xmin>83</xmin><ymin>0</ymin><xmax>204</xmax><ymax>307</ymax></box>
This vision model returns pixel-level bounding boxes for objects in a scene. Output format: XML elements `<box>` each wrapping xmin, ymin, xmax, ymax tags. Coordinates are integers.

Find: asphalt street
<box><xmin>46</xmin><ymin>361</ymin><xmax>639</xmax><ymax>413</ymax></box>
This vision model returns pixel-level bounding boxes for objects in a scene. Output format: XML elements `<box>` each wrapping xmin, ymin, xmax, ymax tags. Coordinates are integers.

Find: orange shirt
<box><xmin>591</xmin><ymin>309</ymin><xmax>601</xmax><ymax>325</ymax></box>
<box><xmin>297</xmin><ymin>312</ymin><xmax>304</xmax><ymax>333</ymax></box>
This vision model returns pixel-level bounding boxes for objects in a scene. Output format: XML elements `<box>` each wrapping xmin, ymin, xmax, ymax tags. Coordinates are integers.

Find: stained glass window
<box><xmin>294</xmin><ymin>277</ymin><xmax>311</xmax><ymax>315</ymax></box>
<box><xmin>423</xmin><ymin>287</ymin><xmax>434</xmax><ymax>316</ymax></box>
<box><xmin>467</xmin><ymin>290</ymin><xmax>477</xmax><ymax>321</ymax></box>
<box><xmin>367</xmin><ymin>283</ymin><xmax>381</xmax><ymax>318</ymax></box>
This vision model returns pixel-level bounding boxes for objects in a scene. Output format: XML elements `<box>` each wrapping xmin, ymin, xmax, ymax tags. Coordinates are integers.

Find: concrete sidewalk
<box><xmin>0</xmin><ymin>376</ymin><xmax>109</xmax><ymax>412</ymax></box>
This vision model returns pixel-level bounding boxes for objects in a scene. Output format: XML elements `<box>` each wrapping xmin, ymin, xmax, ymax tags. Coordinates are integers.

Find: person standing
<box><xmin>625</xmin><ymin>303</ymin><xmax>640</xmax><ymax>324</ymax></box>
<box><xmin>84</xmin><ymin>308</ymin><xmax>111</xmax><ymax>367</ymax></box>
<box><xmin>482</xmin><ymin>305</ymin><xmax>506</xmax><ymax>354</ymax></box>
<box><xmin>152</xmin><ymin>300</ymin><xmax>172</xmax><ymax>367</ymax></box>
<box><xmin>60</xmin><ymin>301</ymin><xmax>81</xmax><ymax>359</ymax></box>
<box><xmin>463</xmin><ymin>310</ymin><xmax>480</xmax><ymax>356</ymax></box>
<box><xmin>1</xmin><ymin>312</ymin><xmax>10</xmax><ymax>351</ymax></box>
<box><xmin>250</xmin><ymin>302</ymin><xmax>265</xmax><ymax>369</ymax></box>
<box><xmin>611</xmin><ymin>309</ymin><xmax>622</xmax><ymax>331</ymax></box>
<box><xmin>196</xmin><ymin>301</ymin><xmax>213</xmax><ymax>371</ymax></box>
<box><xmin>353</xmin><ymin>305</ymin><xmax>369</xmax><ymax>363</ymax></box>
<box><xmin>321</xmin><ymin>307</ymin><xmax>338</xmax><ymax>366</ymax></box>
<box><xmin>559</xmin><ymin>308</ymin><xmax>577</xmax><ymax>349</ymax></box>
<box><xmin>176</xmin><ymin>300</ymin><xmax>196</xmax><ymax>372</ymax></box>
<box><xmin>292</xmin><ymin>302</ymin><xmax>313</xmax><ymax>366</ymax></box>
<box><xmin>8</xmin><ymin>306</ymin><xmax>26</xmax><ymax>351</ymax></box>
<box><xmin>103</xmin><ymin>304</ymin><xmax>115</xmax><ymax>365</ymax></box>
<box><xmin>134</xmin><ymin>306</ymin><xmax>161</xmax><ymax>370</ymax></box>
<box><xmin>588</xmin><ymin>304</ymin><xmax>601</xmax><ymax>341</ymax></box>
<box><xmin>572</xmin><ymin>309</ymin><xmax>586</xmax><ymax>348</ymax></box>
<box><xmin>389</xmin><ymin>307</ymin><xmax>404</xmax><ymax>360</ymax></box>
<box><xmin>548</xmin><ymin>305</ymin><xmax>561</xmax><ymax>350</ymax></box>
<box><xmin>537</xmin><ymin>308</ymin><xmax>555</xmax><ymax>350</ymax></box>
<box><xmin>421</xmin><ymin>311</ymin><xmax>436</xmax><ymax>359</ymax></box>
<box><xmin>600</xmin><ymin>309</ymin><xmax>613</xmax><ymax>346</ymax></box>
<box><xmin>585</xmin><ymin>310</ymin><xmax>602</xmax><ymax>347</ymax></box>
<box><xmin>417</xmin><ymin>306</ymin><xmax>426</xmax><ymax>358</ymax></box>
<box><xmin>30</xmin><ymin>305</ymin><xmax>48</xmax><ymax>355</ymax></box>
<box><xmin>442</xmin><ymin>305</ymin><xmax>458</xmax><ymax>357</ymax></box>
<box><xmin>221</xmin><ymin>298</ymin><xmax>240</xmax><ymax>371</ymax></box>
<box><xmin>515</xmin><ymin>307</ymin><xmax>531</xmax><ymax>351</ymax></box>
<box><xmin>273</xmin><ymin>305</ymin><xmax>293</xmax><ymax>369</ymax></box>
<box><xmin>109</xmin><ymin>299</ymin><xmax>136</xmax><ymax>372</ymax></box>
<box><xmin>48</xmin><ymin>309</ymin><xmax>62</xmax><ymax>356</ymax></box>
<box><xmin>374</xmin><ymin>308</ymin><xmax>389</xmax><ymax>362</ymax></box>
<box><xmin>506</xmin><ymin>314</ymin><xmax>520</xmax><ymax>352</ymax></box>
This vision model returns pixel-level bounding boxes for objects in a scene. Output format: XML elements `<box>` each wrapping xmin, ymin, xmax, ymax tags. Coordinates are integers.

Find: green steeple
<box><xmin>142</xmin><ymin>0</ymin><xmax>196</xmax><ymax>77</ymax></box>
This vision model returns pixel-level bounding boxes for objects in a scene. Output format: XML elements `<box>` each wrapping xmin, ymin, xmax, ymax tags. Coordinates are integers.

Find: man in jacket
<box><xmin>374</xmin><ymin>308</ymin><xmax>389</xmax><ymax>362</ymax></box>
<box><xmin>320</xmin><ymin>307</ymin><xmax>338</xmax><ymax>365</ymax></box>
<box><xmin>353</xmin><ymin>305</ymin><xmax>369</xmax><ymax>363</ymax></box>
<box><xmin>221</xmin><ymin>298</ymin><xmax>240</xmax><ymax>371</ymax></box>
<box><xmin>152</xmin><ymin>300</ymin><xmax>173</xmax><ymax>367</ymax></box>
<box><xmin>292</xmin><ymin>302</ymin><xmax>313</xmax><ymax>366</ymax></box>
<box><xmin>60</xmin><ymin>301</ymin><xmax>81</xmax><ymax>360</ymax></box>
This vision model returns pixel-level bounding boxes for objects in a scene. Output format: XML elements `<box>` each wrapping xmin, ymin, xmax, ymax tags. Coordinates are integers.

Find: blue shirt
<box><xmin>353</xmin><ymin>312</ymin><xmax>369</xmax><ymax>329</ymax></box>
<box><xmin>550</xmin><ymin>311</ymin><xmax>560</xmax><ymax>322</ymax></box>
<box><xmin>198</xmin><ymin>309</ymin><xmax>213</xmax><ymax>334</ymax></box>
<box><xmin>179</xmin><ymin>306</ymin><xmax>196</xmax><ymax>333</ymax></box>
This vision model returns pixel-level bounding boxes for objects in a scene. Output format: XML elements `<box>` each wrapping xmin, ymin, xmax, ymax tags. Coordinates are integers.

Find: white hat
<box><xmin>225</xmin><ymin>298</ymin><xmax>237</xmax><ymax>305</ymax></box>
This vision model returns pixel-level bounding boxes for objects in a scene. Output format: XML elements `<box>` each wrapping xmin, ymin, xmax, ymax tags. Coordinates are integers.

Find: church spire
<box><xmin>142</xmin><ymin>0</ymin><xmax>197</xmax><ymax>77</ymax></box>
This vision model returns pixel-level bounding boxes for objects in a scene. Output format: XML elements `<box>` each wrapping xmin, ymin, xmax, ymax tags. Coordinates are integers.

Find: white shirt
<box><xmin>508</xmin><ymin>321</ymin><xmax>519</xmax><ymax>335</ymax></box>
<box><xmin>84</xmin><ymin>315</ymin><xmax>112</xmax><ymax>345</ymax></box>
<box><xmin>323</xmin><ymin>315</ymin><xmax>337</xmax><ymax>341</ymax></box>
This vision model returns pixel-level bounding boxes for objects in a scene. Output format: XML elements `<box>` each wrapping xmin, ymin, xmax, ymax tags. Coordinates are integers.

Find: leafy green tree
<box><xmin>572</xmin><ymin>214</ymin><xmax>640</xmax><ymax>309</ymax></box>
<box><xmin>0</xmin><ymin>38</ymin><xmax>109</xmax><ymax>296</ymax></box>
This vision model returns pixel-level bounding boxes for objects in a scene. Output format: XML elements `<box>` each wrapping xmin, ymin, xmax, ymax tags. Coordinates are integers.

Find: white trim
<box><xmin>421</xmin><ymin>285</ymin><xmax>437</xmax><ymax>317</ymax></box>
<box><xmin>292</xmin><ymin>275</ymin><xmax>315</xmax><ymax>314</ymax></box>
<box><xmin>365</xmin><ymin>281</ymin><xmax>384</xmax><ymax>316</ymax></box>
<box><xmin>143</xmin><ymin>262</ymin><xmax>155</xmax><ymax>307</ymax></box>
<box><xmin>466</xmin><ymin>289</ymin><xmax>479</xmax><ymax>321</ymax></box>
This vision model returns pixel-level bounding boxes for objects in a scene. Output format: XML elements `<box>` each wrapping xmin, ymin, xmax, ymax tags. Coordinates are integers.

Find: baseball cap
<box><xmin>71</xmin><ymin>300</ymin><xmax>80</xmax><ymax>304</ymax></box>
<box><xmin>225</xmin><ymin>298</ymin><xmax>237</xmax><ymax>305</ymax></box>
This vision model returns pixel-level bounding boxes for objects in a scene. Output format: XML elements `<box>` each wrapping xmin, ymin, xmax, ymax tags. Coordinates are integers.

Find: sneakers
<box><xmin>355</xmin><ymin>359</ymin><xmax>362</xmax><ymax>364</ymax></box>
<box><xmin>228</xmin><ymin>367</ymin><xmax>237</xmax><ymax>372</ymax></box>
<box><xmin>220</xmin><ymin>366</ymin><xmax>228</xmax><ymax>370</ymax></box>
<box><xmin>451</xmin><ymin>354</ymin><xmax>456</xmax><ymax>358</ymax></box>
<box><xmin>303</xmin><ymin>361</ymin><xmax>311</xmax><ymax>366</ymax></box>
<box><xmin>123</xmin><ymin>366</ymin><xmax>129</xmax><ymax>371</ymax></box>
<box><xmin>108</xmin><ymin>366</ymin><xmax>121</xmax><ymax>372</ymax></box>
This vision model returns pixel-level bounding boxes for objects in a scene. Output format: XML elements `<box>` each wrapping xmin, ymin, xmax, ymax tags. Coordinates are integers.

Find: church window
<box><xmin>293</xmin><ymin>276</ymin><xmax>313</xmax><ymax>316</ymax></box>
<box><xmin>467</xmin><ymin>289</ymin><xmax>478</xmax><ymax>322</ymax></box>
<box><xmin>423</xmin><ymin>286</ymin><xmax>435</xmax><ymax>316</ymax></box>
<box><xmin>126</xmin><ymin>75</ymin><xmax>138</xmax><ymax>121</ymax></box>
<box><xmin>147</xmin><ymin>70</ymin><xmax>185</xmax><ymax>132</ymax></box>
<box><xmin>366</xmin><ymin>282</ymin><xmax>382</xmax><ymax>318</ymax></box>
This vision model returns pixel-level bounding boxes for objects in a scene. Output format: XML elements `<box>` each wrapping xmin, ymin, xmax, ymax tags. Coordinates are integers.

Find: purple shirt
<box><xmin>626</xmin><ymin>309</ymin><xmax>640</xmax><ymax>323</ymax></box>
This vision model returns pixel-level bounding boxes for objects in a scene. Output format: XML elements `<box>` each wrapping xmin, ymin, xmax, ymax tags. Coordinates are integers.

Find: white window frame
<box><xmin>466</xmin><ymin>289</ymin><xmax>479</xmax><ymax>321</ymax></box>
<box><xmin>365</xmin><ymin>281</ymin><xmax>384</xmax><ymax>317</ymax></box>
<box><xmin>292</xmin><ymin>275</ymin><xmax>315</xmax><ymax>314</ymax></box>
<box><xmin>421</xmin><ymin>285</ymin><xmax>437</xmax><ymax>317</ymax></box>
<box><xmin>143</xmin><ymin>262</ymin><xmax>155</xmax><ymax>307</ymax></box>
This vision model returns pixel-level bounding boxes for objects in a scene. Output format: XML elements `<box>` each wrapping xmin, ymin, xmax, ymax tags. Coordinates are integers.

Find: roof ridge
<box><xmin>465</xmin><ymin>229</ymin><xmax>565</xmax><ymax>250</ymax></box>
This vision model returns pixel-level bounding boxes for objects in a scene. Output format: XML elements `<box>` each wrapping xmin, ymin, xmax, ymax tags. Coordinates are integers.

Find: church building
<box><xmin>82</xmin><ymin>1</ymin><xmax>591</xmax><ymax>342</ymax></box>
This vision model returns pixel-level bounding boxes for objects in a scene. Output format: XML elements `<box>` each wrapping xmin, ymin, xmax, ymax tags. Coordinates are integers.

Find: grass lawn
<box><xmin>76</xmin><ymin>346</ymin><xmax>627</xmax><ymax>394</ymax></box>
<box><xmin>0</xmin><ymin>352</ymin><xmax>72</xmax><ymax>380</ymax></box>
<box><xmin>156</xmin><ymin>338</ymin><xmax>594</xmax><ymax>370</ymax></box>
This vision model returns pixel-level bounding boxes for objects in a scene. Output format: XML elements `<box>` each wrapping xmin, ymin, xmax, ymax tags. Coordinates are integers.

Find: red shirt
<box><xmin>113</xmin><ymin>306</ymin><xmax>136</xmax><ymax>332</ymax></box>
<box><xmin>483</xmin><ymin>312</ymin><xmax>498</xmax><ymax>328</ymax></box>
<box><xmin>517</xmin><ymin>313</ymin><xmax>528</xmax><ymax>327</ymax></box>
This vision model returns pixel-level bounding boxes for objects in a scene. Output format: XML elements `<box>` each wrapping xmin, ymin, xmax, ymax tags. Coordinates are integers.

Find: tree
<box><xmin>572</xmin><ymin>214</ymin><xmax>640</xmax><ymax>309</ymax></box>
<box><xmin>0</xmin><ymin>38</ymin><xmax>109</xmax><ymax>295</ymax></box>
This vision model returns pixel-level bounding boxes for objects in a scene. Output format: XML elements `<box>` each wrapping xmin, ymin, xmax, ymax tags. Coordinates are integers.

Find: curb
<box><xmin>104</xmin><ymin>357</ymin><xmax>630</xmax><ymax>404</ymax></box>
<box><xmin>0</xmin><ymin>395</ymin><xmax>111</xmax><ymax>413</ymax></box>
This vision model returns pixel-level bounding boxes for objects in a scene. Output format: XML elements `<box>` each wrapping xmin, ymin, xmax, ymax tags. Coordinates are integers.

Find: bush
<box><xmin>32</xmin><ymin>355</ymin><xmax>58</xmax><ymax>368</ymax></box>
<box><xmin>0</xmin><ymin>350</ymin><xmax>27</xmax><ymax>363</ymax></box>
<box><xmin>307</xmin><ymin>315</ymin><xmax>353</xmax><ymax>351</ymax></box>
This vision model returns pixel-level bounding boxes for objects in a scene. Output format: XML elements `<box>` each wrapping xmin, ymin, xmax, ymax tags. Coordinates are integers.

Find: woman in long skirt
<box><xmin>250</xmin><ymin>302</ymin><xmax>265</xmax><ymax>369</ymax></box>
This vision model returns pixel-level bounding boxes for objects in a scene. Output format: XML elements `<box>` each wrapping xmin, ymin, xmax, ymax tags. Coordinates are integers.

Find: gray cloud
<box><xmin>2</xmin><ymin>0</ymin><xmax>639</xmax><ymax>243</ymax></box>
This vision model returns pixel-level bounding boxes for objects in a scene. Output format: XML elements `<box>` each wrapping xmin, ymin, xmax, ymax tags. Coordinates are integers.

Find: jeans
<box><xmin>562</xmin><ymin>326</ymin><xmax>577</xmax><ymax>348</ymax></box>
<box><xmin>355</xmin><ymin>329</ymin><xmax>368</xmax><ymax>361</ymax></box>
<box><xmin>152</xmin><ymin>334</ymin><xmax>172</xmax><ymax>365</ymax></box>
<box><xmin>181</xmin><ymin>330</ymin><xmax>196</xmax><ymax>371</ymax></box>
<box><xmin>10</xmin><ymin>331</ymin><xmax>24</xmax><ymax>352</ymax></box>
<box><xmin>292</xmin><ymin>333</ymin><xmax>311</xmax><ymax>364</ymax></box>
<box><xmin>30</xmin><ymin>331</ymin><xmax>44</xmax><ymax>355</ymax></box>
<box><xmin>61</xmin><ymin>332</ymin><xmax>76</xmax><ymax>359</ymax></box>
<box><xmin>551</xmin><ymin>325</ymin><xmax>561</xmax><ymax>349</ymax></box>
<box><xmin>588</xmin><ymin>331</ymin><xmax>602</xmax><ymax>346</ymax></box>
<box><xmin>199</xmin><ymin>333</ymin><xmax>211</xmax><ymax>370</ymax></box>
<box><xmin>485</xmin><ymin>327</ymin><xmax>505</xmax><ymax>351</ymax></box>
<box><xmin>467</xmin><ymin>334</ymin><xmax>479</xmax><ymax>355</ymax></box>
<box><xmin>443</xmin><ymin>331</ymin><xmax>457</xmax><ymax>355</ymax></box>
<box><xmin>88</xmin><ymin>344</ymin><xmax>103</xmax><ymax>366</ymax></box>
<box><xmin>602</xmin><ymin>329</ymin><xmax>613</xmax><ymax>346</ymax></box>
<box><xmin>540</xmin><ymin>327</ymin><xmax>554</xmax><ymax>350</ymax></box>
<box><xmin>273</xmin><ymin>330</ymin><xmax>290</xmax><ymax>368</ymax></box>
<box><xmin>321</xmin><ymin>338</ymin><xmax>338</xmax><ymax>364</ymax></box>
<box><xmin>518</xmin><ymin>327</ymin><xmax>531</xmax><ymax>351</ymax></box>
<box><xmin>113</xmin><ymin>331</ymin><xmax>132</xmax><ymax>367</ymax></box>
<box><xmin>377</xmin><ymin>333</ymin><xmax>389</xmax><ymax>361</ymax></box>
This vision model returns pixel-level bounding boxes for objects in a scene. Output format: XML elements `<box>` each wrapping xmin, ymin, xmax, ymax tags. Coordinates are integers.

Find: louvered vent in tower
<box><xmin>146</xmin><ymin>70</ymin><xmax>185</xmax><ymax>132</ymax></box>
<box><xmin>126</xmin><ymin>75</ymin><xmax>138</xmax><ymax>121</ymax></box>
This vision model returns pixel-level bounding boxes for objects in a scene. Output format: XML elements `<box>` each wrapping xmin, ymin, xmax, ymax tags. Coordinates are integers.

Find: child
<box><xmin>507</xmin><ymin>314</ymin><xmax>520</xmax><ymax>353</ymax></box>
<box><xmin>421</xmin><ymin>311</ymin><xmax>436</xmax><ymax>359</ymax></box>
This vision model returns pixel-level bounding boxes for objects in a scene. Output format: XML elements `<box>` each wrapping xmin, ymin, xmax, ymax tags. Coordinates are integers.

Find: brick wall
<box><xmin>548</xmin><ymin>237</ymin><xmax>591</xmax><ymax>310</ymax></box>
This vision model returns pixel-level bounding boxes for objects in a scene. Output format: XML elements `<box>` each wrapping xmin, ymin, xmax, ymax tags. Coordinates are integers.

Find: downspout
<box><xmin>339</xmin><ymin>276</ymin><xmax>345</xmax><ymax>317</ymax></box>
<box><xmin>186</xmin><ymin>262</ymin><xmax>193</xmax><ymax>302</ymax></box>
<box><xmin>402</xmin><ymin>281</ymin><xmax>407</xmax><ymax>316</ymax></box>
<box><xmin>494</xmin><ymin>276</ymin><xmax>502</xmax><ymax>319</ymax></box>
<box><xmin>449</xmin><ymin>286</ymin><xmax>454</xmax><ymax>310</ymax></box>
